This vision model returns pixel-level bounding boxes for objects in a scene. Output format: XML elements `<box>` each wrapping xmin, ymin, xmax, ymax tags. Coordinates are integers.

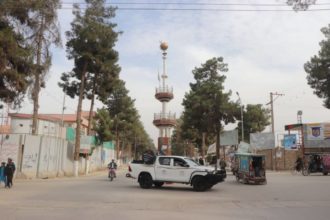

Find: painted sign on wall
<box><xmin>306</xmin><ymin>123</ymin><xmax>330</xmax><ymax>140</ymax></box>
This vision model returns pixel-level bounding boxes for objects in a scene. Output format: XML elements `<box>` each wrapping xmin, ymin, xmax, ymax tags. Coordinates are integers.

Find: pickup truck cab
<box><xmin>127</xmin><ymin>155</ymin><xmax>226</xmax><ymax>191</ymax></box>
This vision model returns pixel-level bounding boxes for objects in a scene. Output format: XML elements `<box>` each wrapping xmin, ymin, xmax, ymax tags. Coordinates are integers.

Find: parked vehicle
<box><xmin>302</xmin><ymin>154</ymin><xmax>330</xmax><ymax>176</ymax></box>
<box><xmin>231</xmin><ymin>153</ymin><xmax>267</xmax><ymax>184</ymax></box>
<box><xmin>126</xmin><ymin>155</ymin><xmax>226</xmax><ymax>191</ymax></box>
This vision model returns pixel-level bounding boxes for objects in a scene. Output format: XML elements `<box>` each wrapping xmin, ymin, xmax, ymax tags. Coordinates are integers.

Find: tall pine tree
<box><xmin>26</xmin><ymin>0</ymin><xmax>61</xmax><ymax>134</ymax></box>
<box><xmin>59</xmin><ymin>0</ymin><xmax>120</xmax><ymax>176</ymax></box>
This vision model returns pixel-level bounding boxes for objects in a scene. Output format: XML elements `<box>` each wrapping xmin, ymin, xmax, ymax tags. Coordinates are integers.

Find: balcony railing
<box><xmin>154</xmin><ymin>113</ymin><xmax>176</xmax><ymax>121</ymax></box>
<box><xmin>155</xmin><ymin>86</ymin><xmax>173</xmax><ymax>94</ymax></box>
<box><xmin>153</xmin><ymin>113</ymin><xmax>176</xmax><ymax>127</ymax></box>
<box><xmin>155</xmin><ymin>86</ymin><xmax>174</xmax><ymax>101</ymax></box>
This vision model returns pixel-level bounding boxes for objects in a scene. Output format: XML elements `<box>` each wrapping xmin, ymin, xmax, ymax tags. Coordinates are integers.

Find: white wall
<box><xmin>0</xmin><ymin>133</ymin><xmax>114</xmax><ymax>179</ymax></box>
<box><xmin>10</xmin><ymin>118</ymin><xmax>32</xmax><ymax>134</ymax></box>
<box><xmin>11</xmin><ymin>118</ymin><xmax>62</xmax><ymax>137</ymax></box>
<box><xmin>0</xmin><ymin>134</ymin><xmax>20</xmax><ymax>163</ymax></box>
<box><xmin>21</xmin><ymin>135</ymin><xmax>41</xmax><ymax>178</ymax></box>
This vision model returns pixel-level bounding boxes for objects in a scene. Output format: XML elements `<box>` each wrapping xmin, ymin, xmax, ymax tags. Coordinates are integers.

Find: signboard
<box><xmin>220</xmin><ymin>130</ymin><xmax>239</xmax><ymax>146</ymax></box>
<box><xmin>80</xmin><ymin>135</ymin><xmax>96</xmax><ymax>153</ymax></box>
<box><xmin>283</xmin><ymin>134</ymin><xmax>297</xmax><ymax>149</ymax></box>
<box><xmin>250</xmin><ymin>132</ymin><xmax>275</xmax><ymax>149</ymax></box>
<box><xmin>306</xmin><ymin>123</ymin><xmax>330</xmax><ymax>141</ymax></box>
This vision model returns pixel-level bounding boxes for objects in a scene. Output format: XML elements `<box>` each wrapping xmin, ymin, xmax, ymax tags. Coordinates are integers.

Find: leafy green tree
<box><xmin>93</xmin><ymin>108</ymin><xmax>114</xmax><ymax>144</ymax></box>
<box><xmin>237</xmin><ymin>104</ymin><xmax>270</xmax><ymax>143</ymax></box>
<box><xmin>182</xmin><ymin>57</ymin><xmax>239</xmax><ymax>169</ymax></box>
<box><xmin>92</xmin><ymin>79</ymin><xmax>153</xmax><ymax>160</ymax></box>
<box><xmin>25</xmin><ymin>0</ymin><xmax>62</xmax><ymax>135</ymax></box>
<box><xmin>59</xmin><ymin>0</ymin><xmax>120</xmax><ymax>136</ymax></box>
<box><xmin>304</xmin><ymin>25</ymin><xmax>330</xmax><ymax>109</ymax></box>
<box><xmin>170</xmin><ymin>119</ymin><xmax>185</xmax><ymax>156</ymax></box>
<box><xmin>105</xmin><ymin>79</ymin><xmax>140</xmax><ymax>159</ymax></box>
<box><xmin>59</xmin><ymin>0</ymin><xmax>120</xmax><ymax>175</ymax></box>
<box><xmin>0</xmin><ymin>1</ymin><xmax>34</xmax><ymax>107</ymax></box>
<box><xmin>287</xmin><ymin>0</ymin><xmax>316</xmax><ymax>11</ymax></box>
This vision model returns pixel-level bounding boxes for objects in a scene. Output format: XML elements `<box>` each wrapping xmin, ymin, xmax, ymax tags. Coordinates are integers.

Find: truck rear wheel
<box><xmin>139</xmin><ymin>173</ymin><xmax>153</xmax><ymax>189</ymax></box>
<box><xmin>192</xmin><ymin>176</ymin><xmax>207</xmax><ymax>192</ymax></box>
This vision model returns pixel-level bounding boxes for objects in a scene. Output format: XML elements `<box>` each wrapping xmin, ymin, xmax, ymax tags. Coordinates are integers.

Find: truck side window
<box><xmin>174</xmin><ymin>158</ymin><xmax>186</xmax><ymax>167</ymax></box>
<box><xmin>159</xmin><ymin>157</ymin><xmax>171</xmax><ymax>166</ymax></box>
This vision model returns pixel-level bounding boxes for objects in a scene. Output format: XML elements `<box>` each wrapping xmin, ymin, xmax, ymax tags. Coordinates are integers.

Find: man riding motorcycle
<box><xmin>108</xmin><ymin>159</ymin><xmax>117</xmax><ymax>178</ymax></box>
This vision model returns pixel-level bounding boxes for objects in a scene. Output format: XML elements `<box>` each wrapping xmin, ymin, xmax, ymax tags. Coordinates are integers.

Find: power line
<box><xmin>3</xmin><ymin>1</ymin><xmax>330</xmax><ymax>12</ymax></box>
<box><xmin>57</xmin><ymin>7</ymin><xmax>330</xmax><ymax>12</ymax></box>
<box><xmin>61</xmin><ymin>1</ymin><xmax>330</xmax><ymax>7</ymax></box>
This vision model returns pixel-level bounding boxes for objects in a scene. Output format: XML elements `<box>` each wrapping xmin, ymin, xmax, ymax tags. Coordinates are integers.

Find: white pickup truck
<box><xmin>126</xmin><ymin>155</ymin><xmax>226</xmax><ymax>191</ymax></box>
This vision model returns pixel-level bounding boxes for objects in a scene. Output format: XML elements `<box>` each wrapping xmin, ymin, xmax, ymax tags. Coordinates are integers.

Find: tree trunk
<box><xmin>31</xmin><ymin>16</ymin><xmax>45</xmax><ymax>135</ymax></box>
<box><xmin>215</xmin><ymin>128</ymin><xmax>220</xmax><ymax>171</ymax></box>
<box><xmin>87</xmin><ymin>78</ymin><xmax>96</xmax><ymax>135</ymax></box>
<box><xmin>73</xmin><ymin>63</ymin><xmax>87</xmax><ymax>176</ymax></box>
<box><xmin>116</xmin><ymin>128</ymin><xmax>120</xmax><ymax>161</ymax></box>
<box><xmin>202</xmin><ymin>132</ymin><xmax>206</xmax><ymax>159</ymax></box>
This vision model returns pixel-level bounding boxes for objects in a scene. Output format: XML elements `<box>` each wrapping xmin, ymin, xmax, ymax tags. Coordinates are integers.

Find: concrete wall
<box><xmin>0</xmin><ymin>134</ymin><xmax>20</xmax><ymax>163</ymax></box>
<box><xmin>0</xmin><ymin>134</ymin><xmax>115</xmax><ymax>179</ymax></box>
<box><xmin>256</xmin><ymin>148</ymin><xmax>300</xmax><ymax>170</ymax></box>
<box><xmin>11</xmin><ymin>118</ymin><xmax>62</xmax><ymax>137</ymax></box>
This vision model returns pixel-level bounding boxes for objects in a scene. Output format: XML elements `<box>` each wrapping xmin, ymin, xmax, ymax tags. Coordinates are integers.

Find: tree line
<box><xmin>0</xmin><ymin>0</ymin><xmax>153</xmax><ymax>176</ymax></box>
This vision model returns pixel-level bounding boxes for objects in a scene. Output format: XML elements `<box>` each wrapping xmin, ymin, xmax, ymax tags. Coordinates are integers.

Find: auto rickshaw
<box><xmin>302</xmin><ymin>154</ymin><xmax>330</xmax><ymax>176</ymax></box>
<box><xmin>232</xmin><ymin>153</ymin><xmax>267</xmax><ymax>184</ymax></box>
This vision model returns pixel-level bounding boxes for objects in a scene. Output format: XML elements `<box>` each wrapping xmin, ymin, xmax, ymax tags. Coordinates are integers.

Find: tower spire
<box><xmin>153</xmin><ymin>42</ymin><xmax>176</xmax><ymax>155</ymax></box>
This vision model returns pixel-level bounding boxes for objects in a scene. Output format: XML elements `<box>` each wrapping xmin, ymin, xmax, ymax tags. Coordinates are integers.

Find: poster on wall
<box><xmin>306</xmin><ymin>123</ymin><xmax>330</xmax><ymax>141</ymax></box>
<box><xmin>283</xmin><ymin>134</ymin><xmax>297</xmax><ymax>149</ymax></box>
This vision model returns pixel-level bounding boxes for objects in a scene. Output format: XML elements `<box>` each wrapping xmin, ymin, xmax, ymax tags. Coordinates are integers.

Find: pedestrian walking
<box><xmin>4</xmin><ymin>158</ymin><xmax>16</xmax><ymax>188</ymax></box>
<box><xmin>220</xmin><ymin>158</ymin><xmax>227</xmax><ymax>170</ymax></box>
<box><xmin>199</xmin><ymin>157</ymin><xmax>204</xmax><ymax>165</ymax></box>
<box><xmin>0</xmin><ymin>162</ymin><xmax>6</xmax><ymax>186</ymax></box>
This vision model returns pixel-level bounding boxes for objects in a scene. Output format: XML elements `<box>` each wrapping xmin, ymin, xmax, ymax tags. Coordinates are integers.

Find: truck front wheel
<box><xmin>192</xmin><ymin>176</ymin><xmax>208</xmax><ymax>192</ymax></box>
<box><xmin>139</xmin><ymin>173</ymin><xmax>153</xmax><ymax>189</ymax></box>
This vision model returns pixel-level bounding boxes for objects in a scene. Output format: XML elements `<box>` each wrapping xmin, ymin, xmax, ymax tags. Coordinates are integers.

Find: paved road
<box><xmin>0</xmin><ymin>170</ymin><xmax>330</xmax><ymax>220</ymax></box>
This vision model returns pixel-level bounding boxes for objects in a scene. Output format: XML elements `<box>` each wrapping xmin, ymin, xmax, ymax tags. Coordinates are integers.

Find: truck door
<box><xmin>170</xmin><ymin>158</ymin><xmax>191</xmax><ymax>182</ymax></box>
<box><xmin>155</xmin><ymin>157</ymin><xmax>172</xmax><ymax>181</ymax></box>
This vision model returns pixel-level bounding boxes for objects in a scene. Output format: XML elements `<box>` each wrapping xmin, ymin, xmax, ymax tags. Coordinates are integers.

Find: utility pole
<box><xmin>268</xmin><ymin>92</ymin><xmax>284</xmax><ymax>134</ymax></box>
<box><xmin>60</xmin><ymin>91</ymin><xmax>66</xmax><ymax>138</ymax></box>
<box><xmin>236</xmin><ymin>92</ymin><xmax>244</xmax><ymax>142</ymax></box>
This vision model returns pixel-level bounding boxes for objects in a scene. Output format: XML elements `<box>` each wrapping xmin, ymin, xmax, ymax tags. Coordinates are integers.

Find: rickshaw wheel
<box><xmin>302</xmin><ymin>168</ymin><xmax>310</xmax><ymax>176</ymax></box>
<box><xmin>323</xmin><ymin>172</ymin><xmax>328</xmax><ymax>176</ymax></box>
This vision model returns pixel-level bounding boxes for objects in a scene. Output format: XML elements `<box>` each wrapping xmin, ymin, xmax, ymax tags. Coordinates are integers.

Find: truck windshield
<box><xmin>185</xmin><ymin>158</ymin><xmax>200</xmax><ymax>166</ymax></box>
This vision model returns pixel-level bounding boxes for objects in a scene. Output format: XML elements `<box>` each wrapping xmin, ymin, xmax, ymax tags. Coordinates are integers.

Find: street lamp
<box><xmin>236</xmin><ymin>92</ymin><xmax>244</xmax><ymax>142</ymax></box>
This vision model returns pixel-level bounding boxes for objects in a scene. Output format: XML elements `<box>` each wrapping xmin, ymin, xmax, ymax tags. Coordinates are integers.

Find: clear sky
<box><xmin>14</xmin><ymin>0</ymin><xmax>330</xmax><ymax>146</ymax></box>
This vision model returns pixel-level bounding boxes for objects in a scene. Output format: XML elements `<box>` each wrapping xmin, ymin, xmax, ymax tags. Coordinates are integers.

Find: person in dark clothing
<box><xmin>107</xmin><ymin>159</ymin><xmax>117</xmax><ymax>178</ymax></box>
<box><xmin>295</xmin><ymin>157</ymin><xmax>303</xmax><ymax>171</ymax></box>
<box><xmin>198</xmin><ymin>157</ymin><xmax>204</xmax><ymax>165</ymax></box>
<box><xmin>4</xmin><ymin>158</ymin><xmax>15</xmax><ymax>188</ymax></box>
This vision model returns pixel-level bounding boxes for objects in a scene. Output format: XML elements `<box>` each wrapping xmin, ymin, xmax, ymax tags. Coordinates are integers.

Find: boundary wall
<box><xmin>0</xmin><ymin>134</ymin><xmax>115</xmax><ymax>179</ymax></box>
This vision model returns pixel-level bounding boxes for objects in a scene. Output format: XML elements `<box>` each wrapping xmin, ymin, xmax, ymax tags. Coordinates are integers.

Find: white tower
<box><xmin>153</xmin><ymin>42</ymin><xmax>176</xmax><ymax>155</ymax></box>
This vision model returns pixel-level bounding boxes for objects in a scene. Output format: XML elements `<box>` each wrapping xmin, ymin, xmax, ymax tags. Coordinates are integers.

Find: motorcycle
<box><xmin>108</xmin><ymin>168</ymin><xmax>116</xmax><ymax>181</ymax></box>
